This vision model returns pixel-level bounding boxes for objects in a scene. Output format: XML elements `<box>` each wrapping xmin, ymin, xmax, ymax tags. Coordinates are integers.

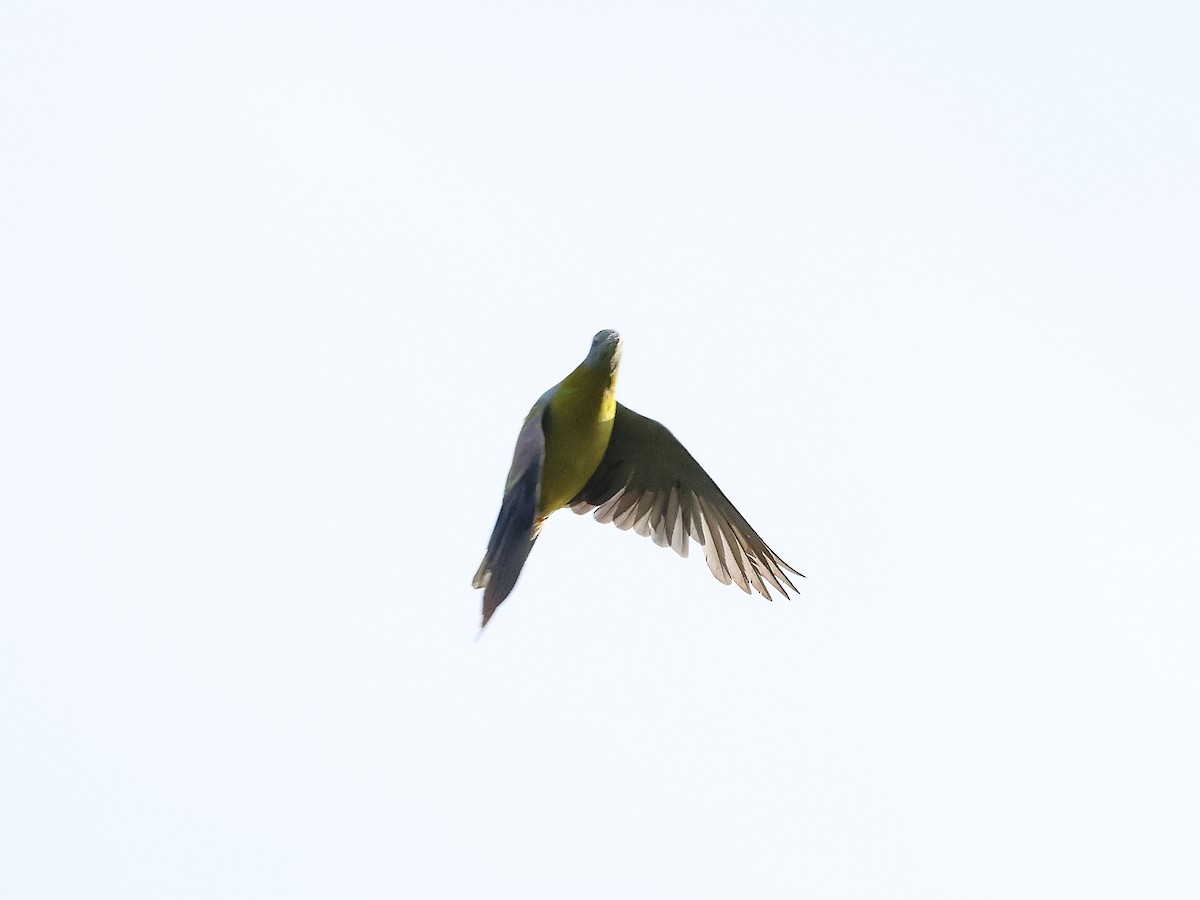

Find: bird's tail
<box><xmin>473</xmin><ymin>467</ymin><xmax>542</xmax><ymax>627</ymax></box>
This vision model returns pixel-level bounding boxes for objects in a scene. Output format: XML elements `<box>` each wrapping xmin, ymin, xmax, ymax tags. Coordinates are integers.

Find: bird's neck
<box><xmin>557</xmin><ymin>361</ymin><xmax>618</xmax><ymax>425</ymax></box>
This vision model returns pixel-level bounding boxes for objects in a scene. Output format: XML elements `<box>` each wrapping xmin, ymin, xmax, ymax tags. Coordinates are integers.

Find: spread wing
<box><xmin>570</xmin><ymin>403</ymin><xmax>802</xmax><ymax>599</ymax></box>
<box><xmin>473</xmin><ymin>397</ymin><xmax>548</xmax><ymax>627</ymax></box>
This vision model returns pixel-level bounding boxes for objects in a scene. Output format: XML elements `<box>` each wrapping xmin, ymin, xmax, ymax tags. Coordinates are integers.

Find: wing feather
<box><xmin>665</xmin><ymin>485</ymin><xmax>685</xmax><ymax>556</ymax></box>
<box><xmin>613</xmin><ymin>492</ymin><xmax>644</xmax><ymax>530</ymax></box>
<box><xmin>632</xmin><ymin>490</ymin><xmax>659</xmax><ymax>537</ymax></box>
<box><xmin>703</xmin><ymin>495</ymin><xmax>750</xmax><ymax>593</ymax></box>
<box><xmin>650</xmin><ymin>489</ymin><xmax>671</xmax><ymax>548</ymax></box>
<box><xmin>571</xmin><ymin>404</ymin><xmax>802</xmax><ymax>600</ymax></box>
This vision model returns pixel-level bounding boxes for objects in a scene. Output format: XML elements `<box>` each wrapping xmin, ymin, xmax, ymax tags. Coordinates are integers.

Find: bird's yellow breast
<box><xmin>538</xmin><ymin>362</ymin><xmax>617</xmax><ymax>517</ymax></box>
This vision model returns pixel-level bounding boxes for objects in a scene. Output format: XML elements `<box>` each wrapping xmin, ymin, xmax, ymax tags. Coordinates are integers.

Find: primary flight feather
<box><xmin>473</xmin><ymin>330</ymin><xmax>802</xmax><ymax>626</ymax></box>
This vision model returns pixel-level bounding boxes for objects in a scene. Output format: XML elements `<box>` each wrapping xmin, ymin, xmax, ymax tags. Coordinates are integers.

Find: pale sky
<box><xmin>2</xmin><ymin>2</ymin><xmax>1198</xmax><ymax>898</ymax></box>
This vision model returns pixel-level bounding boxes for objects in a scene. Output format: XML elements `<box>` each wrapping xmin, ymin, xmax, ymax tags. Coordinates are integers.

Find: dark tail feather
<box><xmin>475</xmin><ymin>463</ymin><xmax>540</xmax><ymax>628</ymax></box>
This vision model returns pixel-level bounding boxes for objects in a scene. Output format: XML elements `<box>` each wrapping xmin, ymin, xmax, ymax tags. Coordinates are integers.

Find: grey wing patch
<box><xmin>474</xmin><ymin>403</ymin><xmax>547</xmax><ymax>627</ymax></box>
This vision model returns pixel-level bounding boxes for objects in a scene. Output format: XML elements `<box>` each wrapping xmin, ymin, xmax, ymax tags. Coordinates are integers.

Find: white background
<box><xmin>3</xmin><ymin>2</ymin><xmax>1197</xmax><ymax>897</ymax></box>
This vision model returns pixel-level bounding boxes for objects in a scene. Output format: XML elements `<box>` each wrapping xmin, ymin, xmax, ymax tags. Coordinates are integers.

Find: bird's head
<box><xmin>584</xmin><ymin>329</ymin><xmax>623</xmax><ymax>373</ymax></box>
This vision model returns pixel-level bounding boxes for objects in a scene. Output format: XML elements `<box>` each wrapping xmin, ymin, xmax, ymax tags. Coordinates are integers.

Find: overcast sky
<box><xmin>2</xmin><ymin>2</ymin><xmax>1198</xmax><ymax>898</ymax></box>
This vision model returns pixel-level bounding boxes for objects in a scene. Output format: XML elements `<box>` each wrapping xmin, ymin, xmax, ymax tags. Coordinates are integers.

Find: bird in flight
<box><xmin>473</xmin><ymin>330</ymin><xmax>802</xmax><ymax>627</ymax></box>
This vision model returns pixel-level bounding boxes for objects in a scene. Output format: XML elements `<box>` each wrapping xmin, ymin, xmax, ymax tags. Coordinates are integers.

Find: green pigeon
<box><xmin>473</xmin><ymin>330</ymin><xmax>802</xmax><ymax>626</ymax></box>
